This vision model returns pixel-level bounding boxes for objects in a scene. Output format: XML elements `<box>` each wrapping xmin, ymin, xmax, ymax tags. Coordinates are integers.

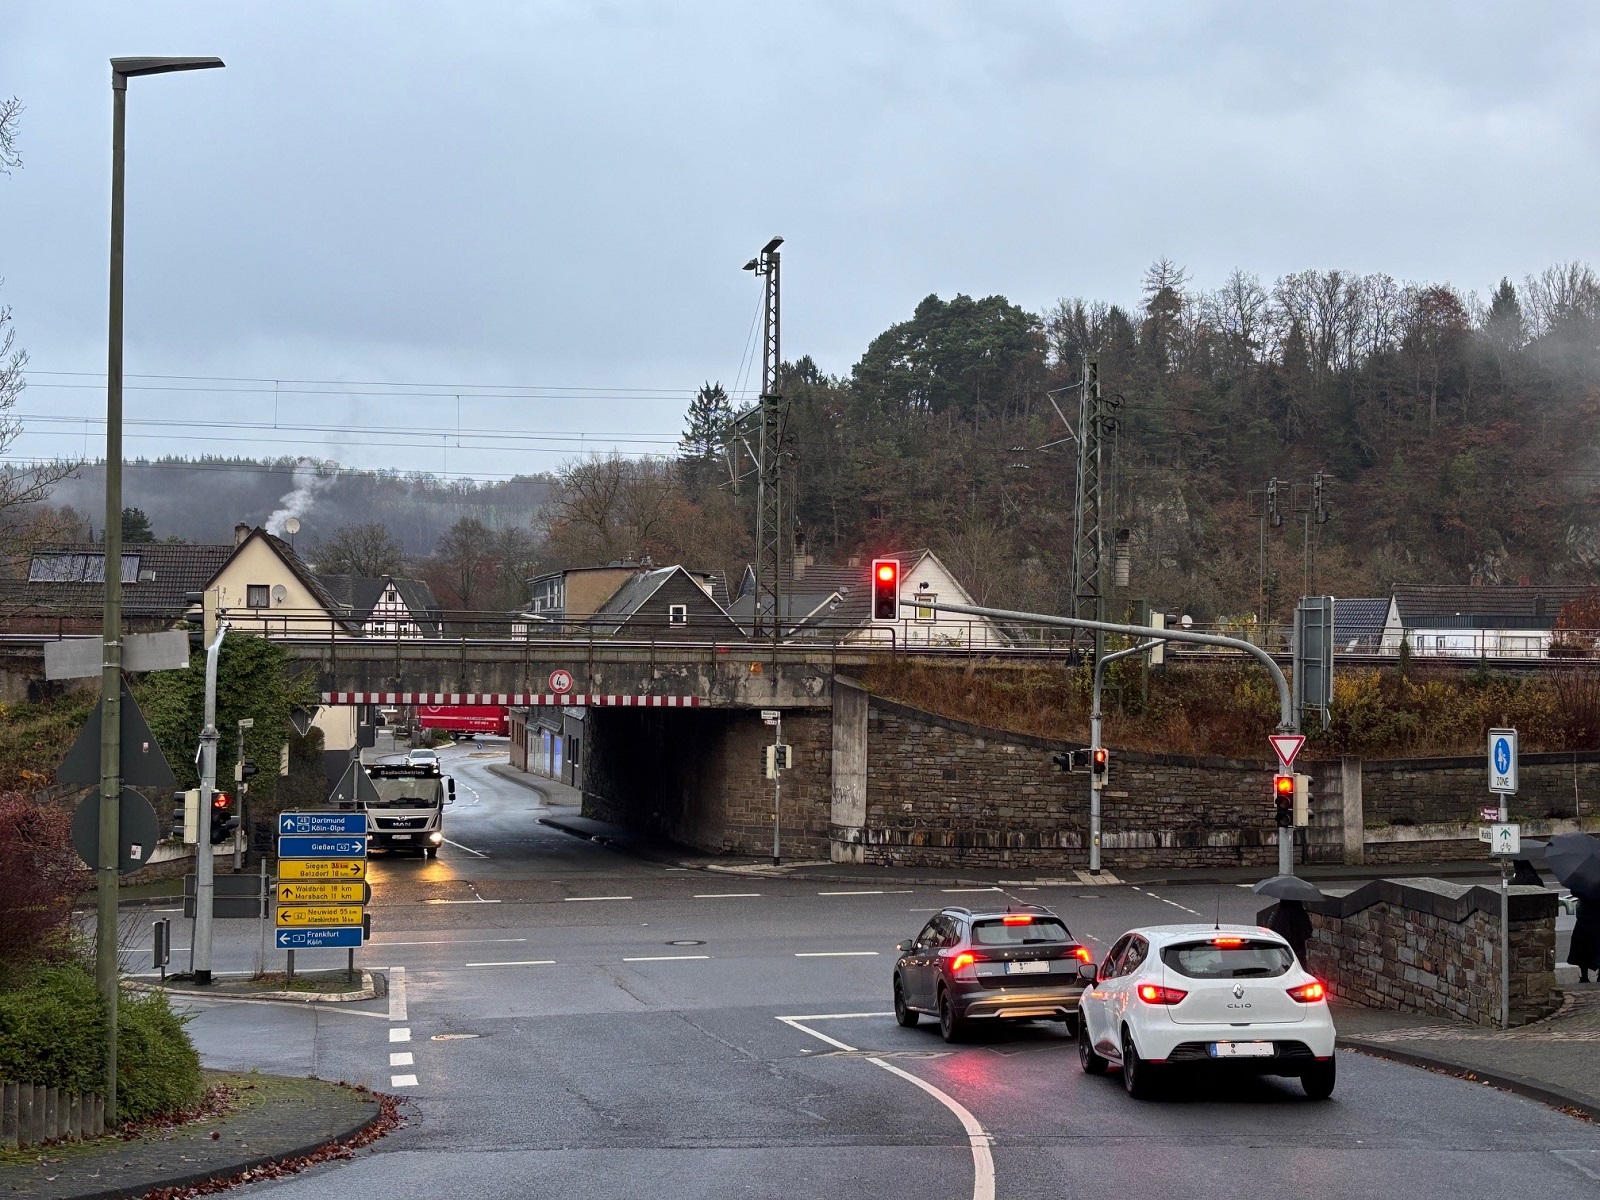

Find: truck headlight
<box><xmin>429</xmin><ymin>831</ymin><xmax>443</xmax><ymax>843</ymax></box>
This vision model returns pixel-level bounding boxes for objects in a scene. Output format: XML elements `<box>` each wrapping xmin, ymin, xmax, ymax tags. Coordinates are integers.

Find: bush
<box><xmin>0</xmin><ymin>961</ymin><xmax>202</xmax><ymax>1121</ymax></box>
<box><xmin>0</xmin><ymin>791</ymin><xmax>83</xmax><ymax>982</ymax></box>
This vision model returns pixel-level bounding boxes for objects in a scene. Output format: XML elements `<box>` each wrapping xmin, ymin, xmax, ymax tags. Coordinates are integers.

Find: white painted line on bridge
<box><xmin>564</xmin><ymin>895</ymin><xmax>633</xmax><ymax>902</ymax></box>
<box><xmin>795</xmin><ymin>951</ymin><xmax>880</xmax><ymax>957</ymax></box>
<box><xmin>389</xmin><ymin>1052</ymin><xmax>414</xmax><ymax>1067</ymax></box>
<box><xmin>694</xmin><ymin>892</ymin><xmax>761</xmax><ymax>898</ymax></box>
<box><xmin>818</xmin><ymin>889</ymin><xmax>914</xmax><ymax>896</ymax></box>
<box><xmin>389</xmin><ymin>1027</ymin><xmax>411</xmax><ymax>1043</ymax></box>
<box><xmin>388</xmin><ymin>966</ymin><xmax>408</xmax><ymax>1022</ymax></box>
<box><xmin>390</xmin><ymin>1074</ymin><xmax>419</xmax><ymax>1088</ymax></box>
<box><xmin>442</xmin><ymin>838</ymin><xmax>490</xmax><ymax>858</ymax></box>
<box><xmin>464</xmin><ymin>959</ymin><xmax>557</xmax><ymax>968</ymax></box>
<box><xmin>941</xmin><ymin>887</ymin><xmax>1002</xmax><ymax>893</ymax></box>
<box><xmin>372</xmin><ymin>938</ymin><xmax>529</xmax><ymax>947</ymax></box>
<box><xmin>624</xmin><ymin>954</ymin><xmax>710</xmax><ymax>962</ymax></box>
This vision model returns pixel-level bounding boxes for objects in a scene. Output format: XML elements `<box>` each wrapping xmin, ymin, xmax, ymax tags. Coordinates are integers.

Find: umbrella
<box><xmin>1543</xmin><ymin>832</ymin><xmax>1600</xmax><ymax>902</ymax></box>
<box><xmin>1251</xmin><ymin>874</ymin><xmax>1325</xmax><ymax>902</ymax></box>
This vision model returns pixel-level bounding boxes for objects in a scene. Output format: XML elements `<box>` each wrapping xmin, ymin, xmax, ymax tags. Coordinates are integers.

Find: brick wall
<box><xmin>1363</xmin><ymin>752</ymin><xmax>1599</xmax><ymax>827</ymax></box>
<box><xmin>1271</xmin><ymin>878</ymin><xmax>1560</xmax><ymax>1026</ymax></box>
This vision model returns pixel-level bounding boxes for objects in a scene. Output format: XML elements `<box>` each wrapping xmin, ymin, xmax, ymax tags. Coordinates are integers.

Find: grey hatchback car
<box><xmin>893</xmin><ymin>904</ymin><xmax>1098</xmax><ymax>1042</ymax></box>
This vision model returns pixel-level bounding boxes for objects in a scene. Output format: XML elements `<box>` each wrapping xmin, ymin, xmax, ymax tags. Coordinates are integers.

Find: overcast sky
<box><xmin>3</xmin><ymin>2</ymin><xmax>1598</xmax><ymax>481</ymax></box>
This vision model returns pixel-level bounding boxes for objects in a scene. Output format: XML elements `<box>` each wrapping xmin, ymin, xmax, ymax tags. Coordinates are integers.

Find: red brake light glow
<box><xmin>949</xmin><ymin>951</ymin><xmax>977</xmax><ymax>974</ymax></box>
<box><xmin>1001</xmin><ymin>914</ymin><xmax>1033</xmax><ymax>925</ymax></box>
<box><xmin>1211</xmin><ymin>937</ymin><xmax>1245</xmax><ymax>947</ymax></box>
<box><xmin>1136</xmin><ymin>983</ymin><xmax>1188</xmax><ymax>1005</ymax></box>
<box><xmin>1073</xmin><ymin>946</ymin><xmax>1094</xmax><ymax>962</ymax></box>
<box><xmin>1288</xmin><ymin>980</ymin><xmax>1326</xmax><ymax>1003</ymax></box>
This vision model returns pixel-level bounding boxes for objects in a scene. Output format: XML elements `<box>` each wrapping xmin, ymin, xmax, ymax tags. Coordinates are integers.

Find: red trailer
<box><xmin>417</xmin><ymin>704</ymin><xmax>509</xmax><ymax>740</ymax></box>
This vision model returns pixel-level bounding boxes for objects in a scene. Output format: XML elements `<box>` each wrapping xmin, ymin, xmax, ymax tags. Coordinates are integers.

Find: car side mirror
<box><xmin>896</xmin><ymin>939</ymin><xmax>915</xmax><ymax>954</ymax></box>
<box><xmin>1078</xmin><ymin>962</ymin><xmax>1098</xmax><ymax>983</ymax></box>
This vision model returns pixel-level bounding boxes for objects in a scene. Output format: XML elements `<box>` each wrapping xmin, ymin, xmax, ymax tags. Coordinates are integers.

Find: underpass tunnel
<box><xmin>581</xmin><ymin>706</ymin><xmax>832</xmax><ymax>858</ymax></box>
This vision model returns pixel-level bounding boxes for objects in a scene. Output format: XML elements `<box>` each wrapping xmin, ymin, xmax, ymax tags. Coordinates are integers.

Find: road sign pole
<box><xmin>194</xmin><ymin>623</ymin><xmax>227</xmax><ymax>986</ymax></box>
<box><xmin>1500</xmin><ymin>858</ymin><xmax>1511</xmax><ymax>1030</ymax></box>
<box><xmin>772</xmin><ymin>713</ymin><xmax>782</xmax><ymax>867</ymax></box>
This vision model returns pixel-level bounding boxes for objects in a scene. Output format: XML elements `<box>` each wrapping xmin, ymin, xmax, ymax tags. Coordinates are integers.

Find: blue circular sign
<box><xmin>1493</xmin><ymin>738</ymin><xmax>1511</xmax><ymax>774</ymax></box>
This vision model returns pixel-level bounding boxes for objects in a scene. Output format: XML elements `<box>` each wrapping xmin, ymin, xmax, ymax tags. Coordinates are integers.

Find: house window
<box><xmin>668</xmin><ymin>603</ymin><xmax>688</xmax><ymax>627</ymax></box>
<box><xmin>246</xmin><ymin>584</ymin><xmax>270</xmax><ymax>609</ymax></box>
<box><xmin>915</xmin><ymin>593</ymin><xmax>937</xmax><ymax>622</ymax></box>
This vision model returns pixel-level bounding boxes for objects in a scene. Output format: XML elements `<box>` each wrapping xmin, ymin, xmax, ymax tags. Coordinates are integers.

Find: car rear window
<box><xmin>971</xmin><ymin>917</ymin><xmax>1071</xmax><ymax>946</ymax></box>
<box><xmin>1161</xmin><ymin>940</ymin><xmax>1293</xmax><ymax>979</ymax></box>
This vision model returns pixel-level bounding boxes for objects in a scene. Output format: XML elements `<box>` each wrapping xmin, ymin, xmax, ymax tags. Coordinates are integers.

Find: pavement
<box><xmin>0</xmin><ymin>1072</ymin><xmax>384</xmax><ymax>1199</ymax></box>
<box><xmin>102</xmin><ymin>739</ymin><xmax>1600</xmax><ymax>1199</ymax></box>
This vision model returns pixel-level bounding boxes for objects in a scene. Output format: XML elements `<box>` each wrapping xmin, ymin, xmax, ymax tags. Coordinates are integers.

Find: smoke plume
<box><xmin>266</xmin><ymin>459</ymin><xmax>335</xmax><ymax>535</ymax></box>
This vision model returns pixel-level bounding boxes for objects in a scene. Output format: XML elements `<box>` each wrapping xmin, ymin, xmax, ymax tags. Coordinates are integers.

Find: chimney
<box><xmin>847</xmin><ymin>555</ymin><xmax>860</xmax><ymax>569</ymax></box>
<box><xmin>234</xmin><ymin>523</ymin><xmax>251</xmax><ymax>547</ymax></box>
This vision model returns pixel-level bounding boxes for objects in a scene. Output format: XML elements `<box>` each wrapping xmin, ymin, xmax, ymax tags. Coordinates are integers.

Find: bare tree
<box><xmin>0</xmin><ymin>98</ymin><xmax>21</xmax><ymax>176</ymax></box>
<box><xmin>433</xmin><ymin>516</ymin><xmax>498</xmax><ymax>610</ymax></box>
<box><xmin>308</xmin><ymin>521</ymin><xmax>407</xmax><ymax>576</ymax></box>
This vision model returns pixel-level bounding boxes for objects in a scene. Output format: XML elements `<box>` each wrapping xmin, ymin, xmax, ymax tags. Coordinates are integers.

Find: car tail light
<box><xmin>1136</xmin><ymin>983</ymin><xmax>1188</xmax><ymax>1005</ymax></box>
<box><xmin>949</xmin><ymin>951</ymin><xmax>978</xmax><ymax>976</ymax></box>
<box><xmin>1071</xmin><ymin>946</ymin><xmax>1093</xmax><ymax>963</ymax></box>
<box><xmin>1287</xmin><ymin>980</ymin><xmax>1326</xmax><ymax>1003</ymax></box>
<box><xmin>1211</xmin><ymin>937</ymin><xmax>1244</xmax><ymax>947</ymax></box>
<box><xmin>1001</xmin><ymin>914</ymin><xmax>1033</xmax><ymax>925</ymax></box>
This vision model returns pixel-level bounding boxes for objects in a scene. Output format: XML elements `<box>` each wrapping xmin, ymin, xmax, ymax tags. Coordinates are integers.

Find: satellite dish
<box><xmin>271</xmin><ymin>584</ymin><xmax>289</xmax><ymax>605</ymax></box>
<box><xmin>283</xmin><ymin>517</ymin><xmax>301</xmax><ymax>535</ymax></box>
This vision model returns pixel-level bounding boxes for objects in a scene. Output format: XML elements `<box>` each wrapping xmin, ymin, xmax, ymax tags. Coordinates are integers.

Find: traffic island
<box><xmin>0</xmin><ymin>1070</ymin><xmax>397</xmax><ymax>1199</ymax></box>
<box><xmin>128</xmin><ymin>970</ymin><xmax>381</xmax><ymax>1005</ymax></box>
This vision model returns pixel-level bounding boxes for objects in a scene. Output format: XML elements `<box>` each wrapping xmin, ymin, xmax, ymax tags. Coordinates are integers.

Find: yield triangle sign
<box><xmin>1269</xmin><ymin>734</ymin><xmax>1306</xmax><ymax>770</ymax></box>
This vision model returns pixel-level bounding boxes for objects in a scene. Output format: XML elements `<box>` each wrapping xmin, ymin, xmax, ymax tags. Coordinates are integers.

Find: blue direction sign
<box><xmin>277</xmin><ymin>834</ymin><xmax>368</xmax><ymax>859</ymax></box>
<box><xmin>279</xmin><ymin>811</ymin><xmax>367</xmax><ymax>836</ymax></box>
<box><xmin>275</xmin><ymin>927</ymin><xmax>364</xmax><ymax>949</ymax></box>
<box><xmin>1488</xmin><ymin>727</ymin><xmax>1518</xmax><ymax>795</ymax></box>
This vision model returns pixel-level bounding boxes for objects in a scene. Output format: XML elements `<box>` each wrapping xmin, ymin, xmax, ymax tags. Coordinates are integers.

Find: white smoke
<box><xmin>265</xmin><ymin>459</ymin><xmax>335</xmax><ymax>535</ymax></box>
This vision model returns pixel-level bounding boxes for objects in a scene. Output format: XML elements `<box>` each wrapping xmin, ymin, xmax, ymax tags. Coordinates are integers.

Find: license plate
<box><xmin>1211</xmin><ymin>1041</ymin><xmax>1274</xmax><ymax>1058</ymax></box>
<box><xmin>1005</xmin><ymin>960</ymin><xmax>1050</xmax><ymax>975</ymax></box>
<box><xmin>390</xmin><ymin>833</ymin><xmax>413</xmax><ymax>840</ymax></box>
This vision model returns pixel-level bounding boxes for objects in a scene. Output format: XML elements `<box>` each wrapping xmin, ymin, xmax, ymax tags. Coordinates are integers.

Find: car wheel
<box><xmin>1301</xmin><ymin>1056</ymin><xmax>1336</xmax><ymax>1100</ymax></box>
<box><xmin>1121</xmin><ymin>1027</ymin><xmax>1158</xmax><ymax>1099</ymax></box>
<box><xmin>894</xmin><ymin>978</ymin><xmax>919</xmax><ymax>1028</ymax></box>
<box><xmin>938</xmin><ymin>989</ymin><xmax>967</xmax><ymax>1043</ymax></box>
<box><xmin>1061</xmin><ymin>1014</ymin><xmax>1079</xmax><ymax>1037</ymax></box>
<box><xmin>1078</xmin><ymin>1018</ymin><xmax>1107</xmax><ymax>1075</ymax></box>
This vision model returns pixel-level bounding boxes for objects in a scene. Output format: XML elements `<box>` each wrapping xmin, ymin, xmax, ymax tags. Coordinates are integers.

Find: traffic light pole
<box><xmin>194</xmin><ymin>622</ymin><xmax>227</xmax><ymax>986</ymax></box>
<box><xmin>1089</xmin><ymin>639</ymin><xmax>1165</xmax><ymax>874</ymax></box>
<box><xmin>772</xmin><ymin>711</ymin><xmax>783</xmax><ymax>867</ymax></box>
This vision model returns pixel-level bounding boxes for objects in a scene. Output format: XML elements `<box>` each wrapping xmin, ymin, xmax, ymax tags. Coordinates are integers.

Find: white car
<box><xmin>405</xmin><ymin>748</ymin><xmax>440</xmax><ymax>767</ymax></box>
<box><xmin>1078</xmin><ymin>923</ymin><xmax>1337</xmax><ymax>1100</ymax></box>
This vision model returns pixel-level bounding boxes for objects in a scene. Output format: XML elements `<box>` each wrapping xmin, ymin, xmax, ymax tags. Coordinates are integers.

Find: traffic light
<box><xmin>1052</xmin><ymin>749</ymin><xmax>1092</xmax><ymax>773</ymax></box>
<box><xmin>763</xmin><ymin>744</ymin><xmax>793</xmax><ymax>779</ymax></box>
<box><xmin>171</xmin><ymin>789</ymin><xmax>200</xmax><ymax>844</ymax></box>
<box><xmin>1293</xmin><ymin>772</ymin><xmax>1311</xmax><ymax>827</ymax></box>
<box><xmin>209</xmin><ymin>790</ymin><xmax>239</xmax><ymax>844</ymax></box>
<box><xmin>237</xmin><ymin>757</ymin><xmax>259</xmax><ymax>784</ymax></box>
<box><xmin>1274</xmin><ymin>773</ymin><xmax>1294</xmax><ymax>828</ymax></box>
<box><xmin>870</xmin><ymin>558</ymin><xmax>900</xmax><ymax>622</ymax></box>
<box><xmin>1090</xmin><ymin>747</ymin><xmax>1109</xmax><ymax>788</ymax></box>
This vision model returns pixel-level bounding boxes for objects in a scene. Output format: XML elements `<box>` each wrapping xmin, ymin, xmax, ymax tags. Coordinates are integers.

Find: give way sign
<box><xmin>1269</xmin><ymin>734</ymin><xmax>1306</xmax><ymax>770</ymax></box>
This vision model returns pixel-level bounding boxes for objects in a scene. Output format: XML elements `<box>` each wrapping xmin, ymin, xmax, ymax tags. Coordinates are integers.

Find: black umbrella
<box><xmin>1543</xmin><ymin>832</ymin><xmax>1600</xmax><ymax>902</ymax></box>
<box><xmin>1251</xmin><ymin>874</ymin><xmax>1326</xmax><ymax>902</ymax></box>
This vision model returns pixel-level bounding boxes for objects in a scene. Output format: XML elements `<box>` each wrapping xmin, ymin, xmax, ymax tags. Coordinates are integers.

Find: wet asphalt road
<box><xmin>167</xmin><ymin>741</ymin><xmax>1600</xmax><ymax>1199</ymax></box>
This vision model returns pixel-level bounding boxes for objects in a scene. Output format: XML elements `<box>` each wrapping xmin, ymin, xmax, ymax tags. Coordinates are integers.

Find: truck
<box><xmin>416</xmin><ymin>704</ymin><xmax>509</xmax><ymax>740</ymax></box>
<box><xmin>364</xmin><ymin>763</ymin><xmax>454</xmax><ymax>857</ymax></box>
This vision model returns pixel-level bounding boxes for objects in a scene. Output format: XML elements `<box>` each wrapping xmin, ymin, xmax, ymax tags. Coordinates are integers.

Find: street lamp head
<box><xmin>762</xmin><ymin>236</ymin><xmax>784</xmax><ymax>256</ymax></box>
<box><xmin>111</xmin><ymin>56</ymin><xmax>225</xmax><ymax>86</ymax></box>
<box><xmin>742</xmin><ymin>258</ymin><xmax>759</xmax><ymax>272</ymax></box>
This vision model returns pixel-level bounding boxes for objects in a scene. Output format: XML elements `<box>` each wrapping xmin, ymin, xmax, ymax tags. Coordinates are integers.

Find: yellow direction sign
<box><xmin>279</xmin><ymin>859</ymin><xmax>366</xmax><ymax>881</ymax></box>
<box><xmin>276</xmin><ymin>882</ymin><xmax>368</xmax><ymax>905</ymax></box>
<box><xmin>275</xmin><ymin>904</ymin><xmax>365</xmax><ymax>927</ymax></box>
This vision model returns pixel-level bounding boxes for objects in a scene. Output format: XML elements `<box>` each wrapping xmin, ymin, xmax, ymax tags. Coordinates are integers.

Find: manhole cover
<box><xmin>667</xmin><ymin>939</ymin><xmax>705</xmax><ymax>946</ymax></box>
<box><xmin>431</xmin><ymin>1033</ymin><xmax>481</xmax><ymax>1041</ymax></box>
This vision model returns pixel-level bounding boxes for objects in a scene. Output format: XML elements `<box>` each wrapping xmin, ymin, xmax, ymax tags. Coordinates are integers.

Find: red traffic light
<box><xmin>212</xmin><ymin>790</ymin><xmax>232</xmax><ymax>810</ymax></box>
<box><xmin>1091</xmin><ymin>747</ymin><xmax>1109</xmax><ymax>773</ymax></box>
<box><xmin>870</xmin><ymin>558</ymin><xmax>900</xmax><ymax>621</ymax></box>
<box><xmin>1273</xmin><ymin>774</ymin><xmax>1294</xmax><ymax>801</ymax></box>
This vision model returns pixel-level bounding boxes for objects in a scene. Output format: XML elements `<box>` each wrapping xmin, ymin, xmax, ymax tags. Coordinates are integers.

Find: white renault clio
<box><xmin>1078</xmin><ymin>924</ymin><xmax>1337</xmax><ymax>1100</ymax></box>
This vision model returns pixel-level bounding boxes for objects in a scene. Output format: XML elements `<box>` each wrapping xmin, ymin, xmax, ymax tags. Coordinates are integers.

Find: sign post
<box><xmin>1487</xmin><ymin>728</ymin><xmax>1518</xmax><ymax>1031</ymax></box>
<box><xmin>1268</xmin><ymin>735</ymin><xmax>1306</xmax><ymax>876</ymax></box>
<box><xmin>275</xmin><ymin>813</ymin><xmax>367</xmax><ymax>982</ymax></box>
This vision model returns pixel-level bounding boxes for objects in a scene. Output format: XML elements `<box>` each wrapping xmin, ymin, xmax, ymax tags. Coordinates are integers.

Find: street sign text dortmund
<box><xmin>276</xmin><ymin>834</ymin><xmax>367</xmax><ymax>859</ymax></box>
<box><xmin>276</xmin><ymin>881</ymin><xmax>368</xmax><ymax>905</ymax></box>
<box><xmin>279</xmin><ymin>811</ymin><xmax>366</xmax><ymax>836</ymax></box>
<box><xmin>276</xmin><ymin>903</ymin><xmax>365</xmax><ymax>927</ymax></box>
<box><xmin>279</xmin><ymin>859</ymin><xmax>366</xmax><ymax>880</ymax></box>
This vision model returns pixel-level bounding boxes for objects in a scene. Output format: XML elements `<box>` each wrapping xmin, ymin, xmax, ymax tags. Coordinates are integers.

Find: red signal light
<box><xmin>1274</xmin><ymin>774</ymin><xmax>1294</xmax><ymax>798</ymax></box>
<box><xmin>1287</xmin><ymin>980</ymin><xmax>1326</xmax><ymax>1003</ymax></box>
<box><xmin>1136</xmin><ymin>983</ymin><xmax>1188</xmax><ymax>1005</ymax></box>
<box><xmin>870</xmin><ymin>558</ymin><xmax>901</xmax><ymax>621</ymax></box>
<box><xmin>211</xmin><ymin>791</ymin><xmax>232</xmax><ymax>810</ymax></box>
<box><xmin>876</xmin><ymin>563</ymin><xmax>896</xmax><ymax>582</ymax></box>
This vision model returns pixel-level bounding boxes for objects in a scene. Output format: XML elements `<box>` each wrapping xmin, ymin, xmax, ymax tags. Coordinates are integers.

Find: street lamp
<box><xmin>98</xmin><ymin>53</ymin><xmax>223</xmax><ymax>1122</ymax></box>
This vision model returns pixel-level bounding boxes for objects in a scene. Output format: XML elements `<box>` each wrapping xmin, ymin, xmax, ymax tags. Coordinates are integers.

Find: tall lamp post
<box><xmin>99</xmin><ymin>54</ymin><xmax>223</xmax><ymax>1120</ymax></box>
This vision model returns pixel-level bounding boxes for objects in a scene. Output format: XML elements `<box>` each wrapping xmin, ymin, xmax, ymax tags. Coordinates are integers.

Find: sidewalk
<box><xmin>1336</xmin><ymin>988</ymin><xmax>1600</xmax><ymax>1120</ymax></box>
<box><xmin>0</xmin><ymin>1071</ymin><xmax>391</xmax><ymax>1199</ymax></box>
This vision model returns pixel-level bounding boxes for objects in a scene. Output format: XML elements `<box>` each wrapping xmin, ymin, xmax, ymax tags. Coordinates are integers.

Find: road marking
<box><xmin>818</xmin><ymin>889</ymin><xmax>914</xmax><ymax>895</ymax></box>
<box><xmin>663</xmin><ymin>867</ymin><xmax>690</xmax><ymax>871</ymax></box>
<box><xmin>774</xmin><ymin>1012</ymin><xmax>994</xmax><ymax>1200</ymax></box>
<box><xmin>442</xmin><ymin>838</ymin><xmax>489</xmax><ymax>858</ymax></box>
<box><xmin>1141</xmin><ymin>890</ymin><xmax>1203</xmax><ymax>917</ymax></box>
<box><xmin>1553</xmin><ymin>1151</ymin><xmax>1600</xmax><ymax>1181</ymax></box>
<box><xmin>388</xmin><ymin>966</ymin><xmax>408</xmax><ymax>1022</ymax></box>
<box><xmin>565</xmin><ymin>895</ymin><xmax>633</xmax><ymax>902</ymax></box>
<box><xmin>941</xmin><ymin>887</ymin><xmax>1001</xmax><ymax>893</ymax></box>
<box><xmin>869</xmin><ymin>1057</ymin><xmax>995</xmax><ymax>1200</ymax></box>
<box><xmin>390</xmin><ymin>1027</ymin><xmax>411</xmax><ymax>1043</ymax></box>
<box><xmin>795</xmin><ymin>951</ymin><xmax>880</xmax><ymax>957</ymax></box>
<box><xmin>423</xmin><ymin>897</ymin><xmax>503</xmax><ymax>904</ymax></box>
<box><xmin>373</xmin><ymin>938</ymin><xmax>528</xmax><ymax>947</ymax></box>
<box><xmin>389</xmin><ymin>1052</ymin><xmax>414</xmax><ymax>1067</ymax></box>
<box><xmin>694</xmin><ymin>892</ymin><xmax>761</xmax><ymax>898</ymax></box>
<box><xmin>464</xmin><ymin>959</ymin><xmax>556</xmax><ymax>967</ymax></box>
<box><xmin>390</xmin><ymin>1074</ymin><xmax>418</xmax><ymax>1088</ymax></box>
<box><xmin>624</xmin><ymin>954</ymin><xmax>710</xmax><ymax>962</ymax></box>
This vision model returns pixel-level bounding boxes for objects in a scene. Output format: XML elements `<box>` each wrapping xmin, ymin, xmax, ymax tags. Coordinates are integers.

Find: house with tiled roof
<box><xmin>202</xmin><ymin>524</ymin><xmax>360</xmax><ymax>636</ymax></box>
<box><xmin>586</xmin><ymin>565</ymin><xmax>742</xmax><ymax>640</ymax></box>
<box><xmin>1388</xmin><ymin>584</ymin><xmax>1597</xmax><ymax>658</ymax></box>
<box><xmin>0</xmin><ymin>541</ymin><xmax>235</xmax><ymax>633</ymax></box>
<box><xmin>318</xmin><ymin>574</ymin><xmax>442</xmax><ymax>638</ymax></box>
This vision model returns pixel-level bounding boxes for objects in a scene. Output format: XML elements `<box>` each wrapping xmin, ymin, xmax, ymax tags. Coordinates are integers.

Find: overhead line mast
<box><xmin>743</xmin><ymin>237</ymin><xmax>785</xmax><ymax>641</ymax></box>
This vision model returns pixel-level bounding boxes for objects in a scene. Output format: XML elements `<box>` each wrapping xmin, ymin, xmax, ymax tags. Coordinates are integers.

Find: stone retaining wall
<box><xmin>1363</xmin><ymin>751</ymin><xmax>1599</xmax><ymax>827</ymax></box>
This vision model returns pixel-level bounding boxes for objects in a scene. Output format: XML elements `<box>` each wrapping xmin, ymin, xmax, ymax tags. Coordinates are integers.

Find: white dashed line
<box><xmin>1141</xmin><ymin>890</ymin><xmax>1203</xmax><ymax>917</ymax></box>
<box><xmin>624</xmin><ymin>954</ymin><xmax>710</xmax><ymax>962</ymax></box>
<box><xmin>389</xmin><ymin>1052</ymin><xmax>414</xmax><ymax>1067</ymax></box>
<box><xmin>464</xmin><ymin>959</ymin><xmax>556</xmax><ymax>967</ymax></box>
<box><xmin>442</xmin><ymin>838</ymin><xmax>489</xmax><ymax>858</ymax></box>
<box><xmin>818</xmin><ymin>889</ymin><xmax>914</xmax><ymax>896</ymax></box>
<box><xmin>372</xmin><ymin>938</ymin><xmax>528</xmax><ymax>947</ymax></box>
<box><xmin>390</xmin><ymin>1074</ymin><xmax>418</xmax><ymax>1088</ymax></box>
<box><xmin>564</xmin><ymin>895</ymin><xmax>633</xmax><ymax>902</ymax></box>
<box><xmin>795</xmin><ymin>951</ymin><xmax>880</xmax><ymax>958</ymax></box>
<box><xmin>389</xmin><ymin>1027</ymin><xmax>411</xmax><ymax>1043</ymax></box>
<box><xmin>694</xmin><ymin>892</ymin><xmax>761</xmax><ymax>898</ymax></box>
<box><xmin>388</xmin><ymin>967</ymin><xmax>407</xmax><ymax>1022</ymax></box>
<box><xmin>941</xmin><ymin>887</ymin><xmax>1002</xmax><ymax>893</ymax></box>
